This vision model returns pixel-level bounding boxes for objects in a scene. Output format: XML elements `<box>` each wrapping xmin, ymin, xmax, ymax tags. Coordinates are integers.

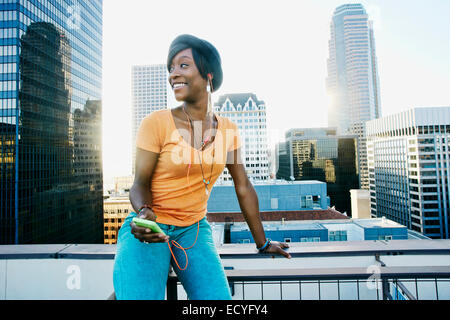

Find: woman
<box><xmin>113</xmin><ymin>34</ymin><xmax>291</xmax><ymax>300</ymax></box>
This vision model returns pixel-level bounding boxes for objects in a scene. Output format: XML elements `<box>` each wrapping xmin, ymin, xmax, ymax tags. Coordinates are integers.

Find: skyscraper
<box><xmin>214</xmin><ymin>93</ymin><xmax>270</xmax><ymax>182</ymax></box>
<box><xmin>131</xmin><ymin>64</ymin><xmax>175</xmax><ymax>174</ymax></box>
<box><xmin>366</xmin><ymin>107</ymin><xmax>450</xmax><ymax>239</ymax></box>
<box><xmin>0</xmin><ymin>1</ymin><xmax>103</xmax><ymax>244</ymax></box>
<box><xmin>326</xmin><ymin>3</ymin><xmax>381</xmax><ymax>189</ymax></box>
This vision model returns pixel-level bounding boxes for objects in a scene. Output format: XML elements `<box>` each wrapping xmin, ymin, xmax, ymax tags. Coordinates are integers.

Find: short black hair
<box><xmin>167</xmin><ymin>34</ymin><xmax>223</xmax><ymax>92</ymax></box>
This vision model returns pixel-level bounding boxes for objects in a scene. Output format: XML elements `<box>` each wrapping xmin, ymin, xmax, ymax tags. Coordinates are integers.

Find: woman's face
<box><xmin>168</xmin><ymin>48</ymin><xmax>207</xmax><ymax>103</ymax></box>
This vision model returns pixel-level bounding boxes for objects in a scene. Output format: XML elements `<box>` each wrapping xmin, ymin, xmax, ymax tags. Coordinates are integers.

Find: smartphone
<box><xmin>132</xmin><ymin>217</ymin><xmax>166</xmax><ymax>235</ymax></box>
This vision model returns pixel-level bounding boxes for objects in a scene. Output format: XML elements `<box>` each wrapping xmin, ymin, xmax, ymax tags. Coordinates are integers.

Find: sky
<box><xmin>101</xmin><ymin>0</ymin><xmax>450</xmax><ymax>185</ymax></box>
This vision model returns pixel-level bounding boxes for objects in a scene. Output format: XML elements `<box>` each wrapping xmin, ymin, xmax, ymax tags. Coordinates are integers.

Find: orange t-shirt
<box><xmin>135</xmin><ymin>109</ymin><xmax>241</xmax><ymax>226</ymax></box>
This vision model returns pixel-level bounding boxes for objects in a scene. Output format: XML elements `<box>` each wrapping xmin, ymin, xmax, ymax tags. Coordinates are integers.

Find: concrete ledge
<box><xmin>0</xmin><ymin>244</ymin><xmax>71</xmax><ymax>259</ymax></box>
<box><xmin>1</xmin><ymin>240</ymin><xmax>450</xmax><ymax>300</ymax></box>
<box><xmin>0</xmin><ymin>239</ymin><xmax>449</xmax><ymax>260</ymax></box>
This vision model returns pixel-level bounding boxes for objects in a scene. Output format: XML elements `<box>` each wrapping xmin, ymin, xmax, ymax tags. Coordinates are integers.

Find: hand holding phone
<box><xmin>130</xmin><ymin>214</ymin><xmax>168</xmax><ymax>243</ymax></box>
<box><xmin>132</xmin><ymin>217</ymin><xmax>166</xmax><ymax>235</ymax></box>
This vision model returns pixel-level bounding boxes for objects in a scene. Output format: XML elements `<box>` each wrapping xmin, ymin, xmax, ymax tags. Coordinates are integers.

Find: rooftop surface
<box><xmin>232</xmin><ymin>221</ymin><xmax>326</xmax><ymax>232</ymax></box>
<box><xmin>353</xmin><ymin>218</ymin><xmax>405</xmax><ymax>229</ymax></box>
<box><xmin>229</xmin><ymin>218</ymin><xmax>405</xmax><ymax>232</ymax></box>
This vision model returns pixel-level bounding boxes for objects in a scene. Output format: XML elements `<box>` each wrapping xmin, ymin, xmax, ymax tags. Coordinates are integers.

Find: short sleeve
<box><xmin>136</xmin><ymin>112</ymin><xmax>163</xmax><ymax>153</ymax></box>
<box><xmin>226</xmin><ymin>120</ymin><xmax>242</xmax><ymax>152</ymax></box>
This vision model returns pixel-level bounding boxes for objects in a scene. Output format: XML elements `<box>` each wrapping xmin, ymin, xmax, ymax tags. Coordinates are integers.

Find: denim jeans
<box><xmin>113</xmin><ymin>212</ymin><xmax>232</xmax><ymax>300</ymax></box>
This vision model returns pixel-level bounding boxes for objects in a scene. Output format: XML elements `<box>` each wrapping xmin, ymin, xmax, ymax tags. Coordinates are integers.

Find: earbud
<box><xmin>206</xmin><ymin>73</ymin><xmax>213</xmax><ymax>93</ymax></box>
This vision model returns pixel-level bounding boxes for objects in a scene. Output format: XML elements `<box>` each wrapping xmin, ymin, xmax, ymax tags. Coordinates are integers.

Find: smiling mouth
<box><xmin>172</xmin><ymin>83</ymin><xmax>187</xmax><ymax>89</ymax></box>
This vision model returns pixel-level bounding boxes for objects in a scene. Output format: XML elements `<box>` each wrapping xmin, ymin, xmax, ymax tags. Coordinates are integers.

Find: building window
<box><xmin>271</xmin><ymin>198</ymin><xmax>278</xmax><ymax>209</ymax></box>
<box><xmin>329</xmin><ymin>230</ymin><xmax>347</xmax><ymax>241</ymax></box>
<box><xmin>300</xmin><ymin>237</ymin><xmax>320</xmax><ymax>242</ymax></box>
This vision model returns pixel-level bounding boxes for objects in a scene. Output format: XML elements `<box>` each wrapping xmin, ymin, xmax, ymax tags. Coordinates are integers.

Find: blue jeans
<box><xmin>113</xmin><ymin>212</ymin><xmax>232</xmax><ymax>300</ymax></box>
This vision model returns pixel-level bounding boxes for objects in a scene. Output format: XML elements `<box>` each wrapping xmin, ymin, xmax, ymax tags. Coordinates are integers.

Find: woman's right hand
<box><xmin>130</xmin><ymin>208</ymin><xmax>169</xmax><ymax>243</ymax></box>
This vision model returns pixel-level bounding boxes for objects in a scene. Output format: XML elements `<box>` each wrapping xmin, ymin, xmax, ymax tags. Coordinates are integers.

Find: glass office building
<box><xmin>367</xmin><ymin>107</ymin><xmax>450</xmax><ymax>239</ymax></box>
<box><xmin>326</xmin><ymin>3</ymin><xmax>381</xmax><ymax>134</ymax></box>
<box><xmin>326</xmin><ymin>3</ymin><xmax>381</xmax><ymax>189</ymax></box>
<box><xmin>276</xmin><ymin>128</ymin><xmax>359</xmax><ymax>216</ymax></box>
<box><xmin>0</xmin><ymin>0</ymin><xmax>103</xmax><ymax>244</ymax></box>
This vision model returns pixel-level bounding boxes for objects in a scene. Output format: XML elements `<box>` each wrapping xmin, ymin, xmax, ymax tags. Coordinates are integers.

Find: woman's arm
<box><xmin>130</xmin><ymin>147</ymin><xmax>158</xmax><ymax>218</ymax></box>
<box><xmin>129</xmin><ymin>147</ymin><xmax>168</xmax><ymax>243</ymax></box>
<box><xmin>226</xmin><ymin>148</ymin><xmax>291</xmax><ymax>259</ymax></box>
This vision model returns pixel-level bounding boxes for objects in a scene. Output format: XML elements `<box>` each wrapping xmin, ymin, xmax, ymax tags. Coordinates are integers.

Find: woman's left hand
<box><xmin>263</xmin><ymin>241</ymin><xmax>291</xmax><ymax>259</ymax></box>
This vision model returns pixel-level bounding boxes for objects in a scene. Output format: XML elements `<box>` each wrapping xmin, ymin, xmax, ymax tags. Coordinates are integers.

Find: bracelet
<box><xmin>138</xmin><ymin>204</ymin><xmax>155</xmax><ymax>217</ymax></box>
<box><xmin>139</xmin><ymin>204</ymin><xmax>152</xmax><ymax>212</ymax></box>
<box><xmin>257</xmin><ymin>239</ymin><xmax>271</xmax><ymax>252</ymax></box>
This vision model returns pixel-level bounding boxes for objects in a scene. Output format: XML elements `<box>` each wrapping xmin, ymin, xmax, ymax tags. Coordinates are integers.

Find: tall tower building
<box><xmin>366</xmin><ymin>107</ymin><xmax>450</xmax><ymax>239</ymax></box>
<box><xmin>131</xmin><ymin>64</ymin><xmax>175</xmax><ymax>174</ymax></box>
<box><xmin>214</xmin><ymin>93</ymin><xmax>270</xmax><ymax>182</ymax></box>
<box><xmin>326</xmin><ymin>3</ymin><xmax>381</xmax><ymax>189</ymax></box>
<box><xmin>0</xmin><ymin>1</ymin><xmax>103</xmax><ymax>244</ymax></box>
